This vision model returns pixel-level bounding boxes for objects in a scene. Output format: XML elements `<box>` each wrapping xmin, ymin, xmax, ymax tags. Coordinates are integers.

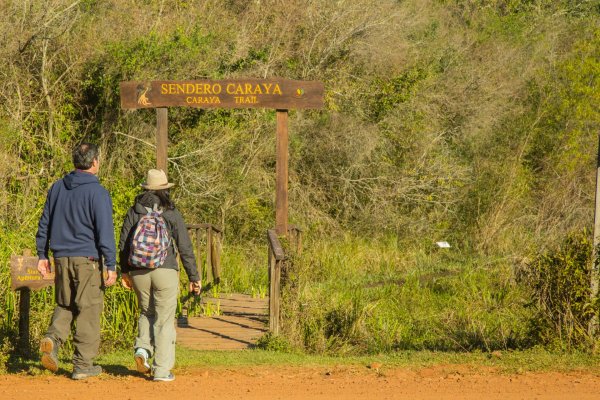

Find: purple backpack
<box><xmin>128</xmin><ymin>206</ymin><xmax>170</xmax><ymax>269</ymax></box>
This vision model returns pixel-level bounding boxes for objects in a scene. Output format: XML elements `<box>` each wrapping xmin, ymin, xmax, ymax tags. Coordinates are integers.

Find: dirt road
<box><xmin>1</xmin><ymin>364</ymin><xmax>599</xmax><ymax>399</ymax></box>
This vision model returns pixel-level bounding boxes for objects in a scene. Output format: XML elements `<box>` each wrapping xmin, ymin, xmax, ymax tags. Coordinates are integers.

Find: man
<box><xmin>36</xmin><ymin>142</ymin><xmax>117</xmax><ymax>380</ymax></box>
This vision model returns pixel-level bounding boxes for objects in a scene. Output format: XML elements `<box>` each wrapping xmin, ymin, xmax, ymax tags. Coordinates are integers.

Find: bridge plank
<box><xmin>176</xmin><ymin>293</ymin><xmax>269</xmax><ymax>351</ymax></box>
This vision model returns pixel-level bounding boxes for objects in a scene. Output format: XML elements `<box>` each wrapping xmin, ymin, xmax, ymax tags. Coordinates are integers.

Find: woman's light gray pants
<box><xmin>130</xmin><ymin>268</ymin><xmax>179</xmax><ymax>378</ymax></box>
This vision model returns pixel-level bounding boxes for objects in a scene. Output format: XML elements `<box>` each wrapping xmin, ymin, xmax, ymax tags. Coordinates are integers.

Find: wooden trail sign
<box><xmin>10</xmin><ymin>250</ymin><xmax>54</xmax><ymax>356</ymax></box>
<box><xmin>120</xmin><ymin>77</ymin><xmax>324</xmax><ymax>238</ymax></box>
<box><xmin>120</xmin><ymin>78</ymin><xmax>324</xmax><ymax>110</ymax></box>
<box><xmin>10</xmin><ymin>253</ymin><xmax>54</xmax><ymax>290</ymax></box>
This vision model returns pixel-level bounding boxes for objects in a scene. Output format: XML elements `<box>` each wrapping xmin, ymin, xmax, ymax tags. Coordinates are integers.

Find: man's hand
<box><xmin>105</xmin><ymin>269</ymin><xmax>117</xmax><ymax>287</ymax></box>
<box><xmin>190</xmin><ymin>281</ymin><xmax>201</xmax><ymax>295</ymax></box>
<box><xmin>37</xmin><ymin>259</ymin><xmax>51</xmax><ymax>278</ymax></box>
<box><xmin>121</xmin><ymin>273</ymin><xmax>133</xmax><ymax>290</ymax></box>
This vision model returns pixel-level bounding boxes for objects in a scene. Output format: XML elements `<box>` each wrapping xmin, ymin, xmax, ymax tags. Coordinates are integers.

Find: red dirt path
<box><xmin>1</xmin><ymin>364</ymin><xmax>600</xmax><ymax>400</ymax></box>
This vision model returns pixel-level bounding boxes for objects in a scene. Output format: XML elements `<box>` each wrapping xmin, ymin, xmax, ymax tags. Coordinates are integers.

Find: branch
<box><xmin>113</xmin><ymin>131</ymin><xmax>156</xmax><ymax>148</ymax></box>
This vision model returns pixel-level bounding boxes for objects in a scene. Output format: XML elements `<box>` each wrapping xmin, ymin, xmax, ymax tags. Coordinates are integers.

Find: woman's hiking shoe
<box><xmin>134</xmin><ymin>348</ymin><xmax>151</xmax><ymax>374</ymax></box>
<box><xmin>40</xmin><ymin>337</ymin><xmax>58</xmax><ymax>372</ymax></box>
<box><xmin>153</xmin><ymin>372</ymin><xmax>175</xmax><ymax>382</ymax></box>
<box><xmin>71</xmin><ymin>365</ymin><xmax>102</xmax><ymax>380</ymax></box>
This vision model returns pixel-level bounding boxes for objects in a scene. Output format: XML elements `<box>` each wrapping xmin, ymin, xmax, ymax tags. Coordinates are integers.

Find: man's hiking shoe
<box><xmin>134</xmin><ymin>348</ymin><xmax>151</xmax><ymax>374</ymax></box>
<box><xmin>40</xmin><ymin>337</ymin><xmax>58</xmax><ymax>372</ymax></box>
<box><xmin>153</xmin><ymin>372</ymin><xmax>175</xmax><ymax>382</ymax></box>
<box><xmin>71</xmin><ymin>365</ymin><xmax>102</xmax><ymax>380</ymax></box>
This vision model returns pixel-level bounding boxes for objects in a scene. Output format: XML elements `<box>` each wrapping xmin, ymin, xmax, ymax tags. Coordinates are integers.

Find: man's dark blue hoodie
<box><xmin>36</xmin><ymin>170</ymin><xmax>117</xmax><ymax>270</ymax></box>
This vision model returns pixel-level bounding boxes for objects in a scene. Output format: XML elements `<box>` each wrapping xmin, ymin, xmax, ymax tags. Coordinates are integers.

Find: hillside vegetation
<box><xmin>1</xmin><ymin>0</ymin><xmax>600</xmax><ymax>359</ymax></box>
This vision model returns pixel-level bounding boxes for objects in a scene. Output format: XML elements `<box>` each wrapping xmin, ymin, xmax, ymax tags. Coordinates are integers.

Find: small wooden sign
<box><xmin>10</xmin><ymin>255</ymin><xmax>54</xmax><ymax>290</ymax></box>
<box><xmin>120</xmin><ymin>78</ymin><xmax>324</xmax><ymax>110</ymax></box>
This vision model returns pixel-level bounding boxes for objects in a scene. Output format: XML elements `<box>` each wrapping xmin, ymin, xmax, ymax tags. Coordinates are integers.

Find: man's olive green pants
<box><xmin>45</xmin><ymin>257</ymin><xmax>103</xmax><ymax>370</ymax></box>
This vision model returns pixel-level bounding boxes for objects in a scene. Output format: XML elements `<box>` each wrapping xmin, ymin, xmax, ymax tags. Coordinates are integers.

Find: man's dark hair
<box><xmin>72</xmin><ymin>143</ymin><xmax>99</xmax><ymax>170</ymax></box>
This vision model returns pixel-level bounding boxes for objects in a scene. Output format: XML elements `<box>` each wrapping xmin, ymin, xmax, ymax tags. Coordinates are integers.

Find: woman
<box><xmin>119</xmin><ymin>169</ymin><xmax>201</xmax><ymax>382</ymax></box>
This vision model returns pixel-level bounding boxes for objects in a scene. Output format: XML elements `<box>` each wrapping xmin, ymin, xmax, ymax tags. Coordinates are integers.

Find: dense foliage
<box><xmin>1</xmin><ymin>0</ymin><xmax>600</xmax><ymax>358</ymax></box>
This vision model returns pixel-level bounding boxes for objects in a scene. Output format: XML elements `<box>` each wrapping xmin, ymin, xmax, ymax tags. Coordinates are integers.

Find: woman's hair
<box><xmin>149</xmin><ymin>189</ymin><xmax>175</xmax><ymax>210</ymax></box>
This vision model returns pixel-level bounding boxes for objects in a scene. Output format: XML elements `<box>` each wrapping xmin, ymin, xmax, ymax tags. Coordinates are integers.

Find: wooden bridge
<box><xmin>174</xmin><ymin>224</ymin><xmax>300</xmax><ymax>350</ymax></box>
<box><xmin>176</xmin><ymin>293</ymin><xmax>268</xmax><ymax>350</ymax></box>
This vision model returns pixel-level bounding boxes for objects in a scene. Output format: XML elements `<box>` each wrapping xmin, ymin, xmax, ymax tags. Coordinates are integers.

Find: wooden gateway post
<box><xmin>120</xmin><ymin>78</ymin><xmax>324</xmax><ymax>236</ymax></box>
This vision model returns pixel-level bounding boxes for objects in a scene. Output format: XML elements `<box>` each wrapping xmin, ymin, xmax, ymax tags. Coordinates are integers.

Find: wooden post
<box><xmin>268</xmin><ymin>249</ymin><xmax>274</xmax><ymax>330</ymax></box>
<box><xmin>211</xmin><ymin>232</ymin><xmax>222</xmax><ymax>284</ymax></box>
<box><xmin>17</xmin><ymin>249</ymin><xmax>33</xmax><ymax>356</ymax></box>
<box><xmin>18</xmin><ymin>287</ymin><xmax>31</xmax><ymax>356</ymax></box>
<box><xmin>272</xmin><ymin>259</ymin><xmax>281</xmax><ymax>335</ymax></box>
<box><xmin>195</xmin><ymin>228</ymin><xmax>203</xmax><ymax>283</ymax></box>
<box><xmin>590</xmin><ymin>132</ymin><xmax>600</xmax><ymax>338</ymax></box>
<box><xmin>275</xmin><ymin>110</ymin><xmax>289</xmax><ymax>236</ymax></box>
<box><xmin>268</xmin><ymin>251</ymin><xmax>281</xmax><ymax>335</ymax></box>
<box><xmin>156</xmin><ymin>107</ymin><xmax>168</xmax><ymax>174</ymax></box>
<box><xmin>295</xmin><ymin>229</ymin><xmax>302</xmax><ymax>257</ymax></box>
<box><xmin>267</xmin><ymin>230</ymin><xmax>284</xmax><ymax>335</ymax></box>
<box><xmin>206</xmin><ymin>227</ymin><xmax>213</xmax><ymax>283</ymax></box>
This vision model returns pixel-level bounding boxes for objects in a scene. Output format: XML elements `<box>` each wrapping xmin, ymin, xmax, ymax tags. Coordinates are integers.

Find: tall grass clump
<box><xmin>218</xmin><ymin>244</ymin><xmax>268</xmax><ymax>295</ymax></box>
<box><xmin>280</xmin><ymin>235</ymin><xmax>534</xmax><ymax>354</ymax></box>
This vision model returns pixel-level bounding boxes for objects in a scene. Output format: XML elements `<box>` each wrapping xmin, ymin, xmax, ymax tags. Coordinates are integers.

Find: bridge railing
<box><xmin>267</xmin><ymin>226</ymin><xmax>303</xmax><ymax>335</ymax></box>
<box><xmin>267</xmin><ymin>229</ymin><xmax>285</xmax><ymax>335</ymax></box>
<box><xmin>187</xmin><ymin>223</ymin><xmax>222</xmax><ymax>285</ymax></box>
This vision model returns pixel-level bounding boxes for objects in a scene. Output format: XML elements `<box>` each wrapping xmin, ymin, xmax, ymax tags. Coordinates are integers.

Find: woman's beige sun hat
<box><xmin>141</xmin><ymin>169</ymin><xmax>174</xmax><ymax>190</ymax></box>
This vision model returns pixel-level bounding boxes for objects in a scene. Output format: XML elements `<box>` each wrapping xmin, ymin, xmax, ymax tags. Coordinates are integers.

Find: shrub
<box><xmin>256</xmin><ymin>332</ymin><xmax>292</xmax><ymax>352</ymax></box>
<box><xmin>517</xmin><ymin>230</ymin><xmax>595</xmax><ymax>349</ymax></box>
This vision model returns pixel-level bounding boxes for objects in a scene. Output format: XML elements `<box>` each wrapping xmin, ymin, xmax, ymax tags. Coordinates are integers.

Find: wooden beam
<box><xmin>268</xmin><ymin>250</ymin><xmax>281</xmax><ymax>335</ymax></box>
<box><xmin>186</xmin><ymin>223</ymin><xmax>223</xmax><ymax>233</ymax></box>
<box><xmin>211</xmin><ymin>233</ymin><xmax>222</xmax><ymax>284</ymax></box>
<box><xmin>120</xmin><ymin>79</ymin><xmax>325</xmax><ymax>110</ymax></box>
<box><xmin>18</xmin><ymin>287</ymin><xmax>31</xmax><ymax>356</ymax></box>
<box><xmin>590</xmin><ymin>132</ymin><xmax>600</xmax><ymax>338</ymax></box>
<box><xmin>272</xmin><ymin>259</ymin><xmax>281</xmax><ymax>335</ymax></box>
<box><xmin>195</xmin><ymin>228</ymin><xmax>203</xmax><ymax>285</ymax></box>
<box><xmin>267</xmin><ymin>229</ymin><xmax>284</xmax><ymax>335</ymax></box>
<box><xmin>267</xmin><ymin>229</ymin><xmax>286</xmax><ymax>261</ymax></box>
<box><xmin>206</xmin><ymin>226</ymin><xmax>213</xmax><ymax>283</ymax></box>
<box><xmin>156</xmin><ymin>107</ymin><xmax>168</xmax><ymax>174</ymax></box>
<box><xmin>275</xmin><ymin>110</ymin><xmax>289</xmax><ymax>236</ymax></box>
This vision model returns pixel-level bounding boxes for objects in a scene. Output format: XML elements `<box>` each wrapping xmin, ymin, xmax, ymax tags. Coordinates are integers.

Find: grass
<box><xmin>0</xmin><ymin>235</ymin><xmax>565</xmax><ymax>360</ymax></box>
<box><xmin>170</xmin><ymin>347</ymin><xmax>600</xmax><ymax>373</ymax></box>
<box><xmin>7</xmin><ymin>347</ymin><xmax>600</xmax><ymax>377</ymax></box>
<box><xmin>281</xmin><ymin>235</ymin><xmax>536</xmax><ymax>354</ymax></box>
<box><xmin>0</xmin><ymin>236</ymin><xmax>597</xmax><ymax>377</ymax></box>
<box><xmin>216</xmin><ymin>243</ymin><xmax>268</xmax><ymax>294</ymax></box>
